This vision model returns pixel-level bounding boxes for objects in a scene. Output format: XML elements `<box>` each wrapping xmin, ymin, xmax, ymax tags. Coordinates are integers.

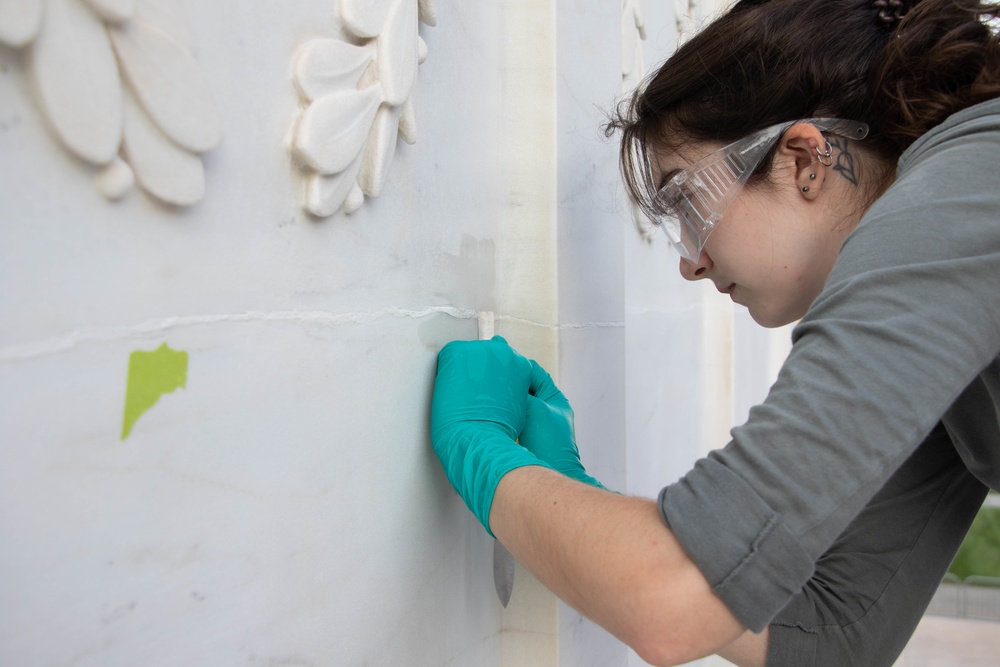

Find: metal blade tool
<box><xmin>479</xmin><ymin>311</ymin><xmax>516</xmax><ymax>607</ymax></box>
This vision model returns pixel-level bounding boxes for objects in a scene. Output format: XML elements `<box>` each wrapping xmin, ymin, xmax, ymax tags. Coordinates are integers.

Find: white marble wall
<box><xmin>1</xmin><ymin>1</ymin><xmax>788</xmax><ymax>665</ymax></box>
<box><xmin>620</xmin><ymin>2</ymin><xmax>792</xmax><ymax>665</ymax></box>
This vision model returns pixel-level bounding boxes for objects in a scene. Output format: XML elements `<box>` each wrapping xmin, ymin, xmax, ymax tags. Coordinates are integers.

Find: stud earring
<box><xmin>809</xmin><ymin>173</ymin><xmax>816</xmax><ymax>180</ymax></box>
<box><xmin>802</xmin><ymin>186</ymin><xmax>810</xmax><ymax>193</ymax></box>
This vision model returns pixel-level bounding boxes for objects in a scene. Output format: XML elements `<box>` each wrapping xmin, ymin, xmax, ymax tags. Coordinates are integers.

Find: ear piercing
<box><xmin>816</xmin><ymin>142</ymin><xmax>834</xmax><ymax>166</ymax></box>
<box><xmin>803</xmin><ymin>172</ymin><xmax>817</xmax><ymax>192</ymax></box>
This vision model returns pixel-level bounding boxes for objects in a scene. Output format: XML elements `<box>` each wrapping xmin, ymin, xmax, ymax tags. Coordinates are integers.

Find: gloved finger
<box><xmin>525</xmin><ymin>392</ymin><xmax>546</xmax><ymax>414</ymax></box>
<box><xmin>528</xmin><ymin>360</ymin><xmax>569</xmax><ymax>408</ymax></box>
<box><xmin>432</xmin><ymin>337</ymin><xmax>532</xmax><ymax>440</ymax></box>
<box><xmin>519</xmin><ymin>395</ymin><xmax>572</xmax><ymax>464</ymax></box>
<box><xmin>520</xmin><ymin>394</ymin><xmax>551</xmax><ymax>443</ymax></box>
<box><xmin>527</xmin><ymin>359</ymin><xmax>558</xmax><ymax>399</ymax></box>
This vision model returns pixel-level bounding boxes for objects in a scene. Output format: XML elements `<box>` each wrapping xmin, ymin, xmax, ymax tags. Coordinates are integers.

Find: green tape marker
<box><xmin>121</xmin><ymin>343</ymin><xmax>188</xmax><ymax>440</ymax></box>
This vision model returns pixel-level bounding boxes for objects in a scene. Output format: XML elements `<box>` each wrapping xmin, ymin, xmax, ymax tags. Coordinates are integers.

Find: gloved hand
<box><xmin>522</xmin><ymin>360</ymin><xmax>606</xmax><ymax>489</ymax></box>
<box><xmin>431</xmin><ymin>336</ymin><xmax>552</xmax><ymax>535</ymax></box>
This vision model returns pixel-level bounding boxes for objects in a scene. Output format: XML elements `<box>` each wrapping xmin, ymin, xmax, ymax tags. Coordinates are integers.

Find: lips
<box><xmin>716</xmin><ymin>282</ymin><xmax>735</xmax><ymax>295</ymax></box>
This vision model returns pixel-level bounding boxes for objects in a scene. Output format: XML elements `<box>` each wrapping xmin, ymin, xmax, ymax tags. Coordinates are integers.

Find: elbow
<box><xmin>618</xmin><ymin>590</ymin><xmax>738</xmax><ymax>666</ymax></box>
<box><xmin>630</xmin><ymin>640</ymin><xmax>676</xmax><ymax>667</ymax></box>
<box><xmin>622</xmin><ymin>613</ymin><xmax>709</xmax><ymax>667</ymax></box>
<box><xmin>629</xmin><ymin>634</ymin><xmax>699</xmax><ymax>667</ymax></box>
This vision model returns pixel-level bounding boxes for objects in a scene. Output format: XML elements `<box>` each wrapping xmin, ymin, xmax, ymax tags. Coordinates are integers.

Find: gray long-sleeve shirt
<box><xmin>658</xmin><ymin>97</ymin><xmax>1000</xmax><ymax>634</ymax></box>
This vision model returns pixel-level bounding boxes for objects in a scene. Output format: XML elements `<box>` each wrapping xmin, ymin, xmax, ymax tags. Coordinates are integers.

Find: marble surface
<box><xmin>1</xmin><ymin>2</ymin><xmax>523</xmax><ymax>664</ymax></box>
<box><xmin>0</xmin><ymin>1</ymin><xmax>787</xmax><ymax>666</ymax></box>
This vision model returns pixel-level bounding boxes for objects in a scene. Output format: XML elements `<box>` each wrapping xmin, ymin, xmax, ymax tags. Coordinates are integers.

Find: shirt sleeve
<box><xmin>658</xmin><ymin>108</ymin><xmax>1000</xmax><ymax>632</ymax></box>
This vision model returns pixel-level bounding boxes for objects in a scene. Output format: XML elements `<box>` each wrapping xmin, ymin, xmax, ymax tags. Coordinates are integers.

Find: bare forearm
<box><xmin>489</xmin><ymin>466</ymin><xmax>748</xmax><ymax>666</ymax></box>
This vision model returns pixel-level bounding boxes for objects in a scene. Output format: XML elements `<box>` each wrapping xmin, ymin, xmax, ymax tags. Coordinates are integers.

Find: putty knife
<box><xmin>479</xmin><ymin>311</ymin><xmax>516</xmax><ymax>607</ymax></box>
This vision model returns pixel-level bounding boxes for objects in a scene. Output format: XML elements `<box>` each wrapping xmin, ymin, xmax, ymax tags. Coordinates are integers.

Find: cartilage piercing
<box><xmin>817</xmin><ymin>142</ymin><xmax>834</xmax><ymax>166</ymax></box>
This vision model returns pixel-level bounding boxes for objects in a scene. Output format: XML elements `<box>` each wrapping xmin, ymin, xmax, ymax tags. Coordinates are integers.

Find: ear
<box><xmin>778</xmin><ymin>123</ymin><xmax>828</xmax><ymax>201</ymax></box>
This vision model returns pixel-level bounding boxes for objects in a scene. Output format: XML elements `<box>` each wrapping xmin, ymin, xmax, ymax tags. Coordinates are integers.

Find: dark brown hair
<box><xmin>609</xmin><ymin>0</ymin><xmax>1000</xmax><ymax>225</ymax></box>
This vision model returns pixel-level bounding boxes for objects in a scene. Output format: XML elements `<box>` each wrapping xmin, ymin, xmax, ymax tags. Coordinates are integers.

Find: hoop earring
<box><xmin>816</xmin><ymin>142</ymin><xmax>834</xmax><ymax>167</ymax></box>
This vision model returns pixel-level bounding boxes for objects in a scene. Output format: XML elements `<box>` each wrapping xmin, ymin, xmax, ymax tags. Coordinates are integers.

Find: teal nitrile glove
<box><xmin>522</xmin><ymin>360</ymin><xmax>606</xmax><ymax>489</ymax></box>
<box><xmin>431</xmin><ymin>336</ymin><xmax>552</xmax><ymax>535</ymax></box>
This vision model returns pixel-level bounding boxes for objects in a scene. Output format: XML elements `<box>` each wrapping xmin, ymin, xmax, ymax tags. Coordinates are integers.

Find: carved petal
<box><xmin>343</xmin><ymin>183</ymin><xmax>364</xmax><ymax>213</ymax></box>
<box><xmin>293</xmin><ymin>86</ymin><xmax>381</xmax><ymax>175</ymax></box>
<box><xmin>378</xmin><ymin>0</ymin><xmax>418</xmax><ymax>106</ymax></box>
<box><xmin>29</xmin><ymin>0</ymin><xmax>122</xmax><ymax>164</ymax></box>
<box><xmin>81</xmin><ymin>0</ymin><xmax>134</xmax><ymax>24</ymax></box>
<box><xmin>292</xmin><ymin>38</ymin><xmax>374</xmax><ymax>102</ymax></box>
<box><xmin>398</xmin><ymin>97</ymin><xmax>416</xmax><ymax>144</ymax></box>
<box><xmin>633</xmin><ymin>0</ymin><xmax>647</xmax><ymax>40</ymax></box>
<box><xmin>622</xmin><ymin>38</ymin><xmax>643</xmax><ymax>93</ymax></box>
<box><xmin>621</xmin><ymin>2</ymin><xmax>636</xmax><ymax>78</ymax></box>
<box><xmin>417</xmin><ymin>36</ymin><xmax>427</xmax><ymax>64</ymax></box>
<box><xmin>95</xmin><ymin>156</ymin><xmax>135</xmax><ymax>200</ymax></box>
<box><xmin>0</xmin><ymin>0</ymin><xmax>43</xmax><ymax>48</ymax></box>
<box><xmin>338</xmin><ymin>0</ymin><xmax>394</xmax><ymax>39</ymax></box>
<box><xmin>417</xmin><ymin>0</ymin><xmax>437</xmax><ymax>27</ymax></box>
<box><xmin>135</xmin><ymin>0</ymin><xmax>197</xmax><ymax>54</ymax></box>
<box><xmin>109</xmin><ymin>16</ymin><xmax>222</xmax><ymax>153</ymax></box>
<box><xmin>305</xmin><ymin>149</ymin><xmax>364</xmax><ymax>218</ymax></box>
<box><xmin>122</xmin><ymin>89</ymin><xmax>204</xmax><ymax>205</ymax></box>
<box><xmin>358</xmin><ymin>103</ymin><xmax>399</xmax><ymax>197</ymax></box>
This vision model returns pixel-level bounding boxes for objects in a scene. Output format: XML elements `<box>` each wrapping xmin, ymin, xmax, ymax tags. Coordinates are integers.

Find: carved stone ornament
<box><xmin>289</xmin><ymin>0</ymin><xmax>436</xmax><ymax>218</ymax></box>
<box><xmin>0</xmin><ymin>0</ymin><xmax>222</xmax><ymax>206</ymax></box>
<box><xmin>621</xmin><ymin>0</ymin><xmax>646</xmax><ymax>94</ymax></box>
<box><xmin>622</xmin><ymin>0</ymin><xmax>650</xmax><ymax>236</ymax></box>
<box><xmin>675</xmin><ymin>0</ymin><xmax>697</xmax><ymax>44</ymax></box>
<box><xmin>675</xmin><ymin>0</ymin><xmax>732</xmax><ymax>45</ymax></box>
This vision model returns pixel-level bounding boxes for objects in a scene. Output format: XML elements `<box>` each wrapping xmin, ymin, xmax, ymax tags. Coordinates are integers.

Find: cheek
<box><xmin>709</xmin><ymin>205</ymin><xmax>780</xmax><ymax>264</ymax></box>
<box><xmin>702</xmin><ymin>222</ymin><xmax>760</xmax><ymax>266</ymax></box>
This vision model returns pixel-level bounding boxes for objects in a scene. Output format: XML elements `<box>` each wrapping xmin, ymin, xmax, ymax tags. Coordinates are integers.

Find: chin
<box><xmin>748</xmin><ymin>305</ymin><xmax>799</xmax><ymax>329</ymax></box>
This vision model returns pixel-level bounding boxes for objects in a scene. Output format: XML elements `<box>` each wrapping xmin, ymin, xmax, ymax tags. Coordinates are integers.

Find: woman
<box><xmin>431</xmin><ymin>1</ymin><xmax>1000</xmax><ymax>665</ymax></box>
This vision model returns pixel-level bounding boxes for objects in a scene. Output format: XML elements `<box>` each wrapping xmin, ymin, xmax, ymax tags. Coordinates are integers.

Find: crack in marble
<box><xmin>625</xmin><ymin>303</ymin><xmax>706</xmax><ymax>317</ymax></box>
<box><xmin>1</xmin><ymin>307</ymin><xmax>626</xmax><ymax>361</ymax></box>
<box><xmin>497</xmin><ymin>314</ymin><xmax>625</xmax><ymax>331</ymax></box>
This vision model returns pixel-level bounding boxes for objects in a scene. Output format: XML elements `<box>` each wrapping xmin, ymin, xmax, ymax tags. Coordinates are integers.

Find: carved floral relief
<box><xmin>676</xmin><ymin>0</ymin><xmax>732</xmax><ymax>45</ymax></box>
<box><xmin>623</xmin><ymin>0</ymin><xmax>650</xmax><ymax>235</ymax></box>
<box><xmin>622</xmin><ymin>0</ymin><xmax>646</xmax><ymax>94</ymax></box>
<box><xmin>289</xmin><ymin>0</ymin><xmax>436</xmax><ymax>218</ymax></box>
<box><xmin>1</xmin><ymin>0</ymin><xmax>222</xmax><ymax>206</ymax></box>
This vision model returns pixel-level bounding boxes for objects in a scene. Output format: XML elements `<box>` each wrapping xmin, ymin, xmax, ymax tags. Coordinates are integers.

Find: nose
<box><xmin>679</xmin><ymin>252</ymin><xmax>712</xmax><ymax>281</ymax></box>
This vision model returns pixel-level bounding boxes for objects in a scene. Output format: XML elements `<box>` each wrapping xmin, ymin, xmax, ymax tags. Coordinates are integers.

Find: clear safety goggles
<box><xmin>652</xmin><ymin>118</ymin><xmax>869</xmax><ymax>262</ymax></box>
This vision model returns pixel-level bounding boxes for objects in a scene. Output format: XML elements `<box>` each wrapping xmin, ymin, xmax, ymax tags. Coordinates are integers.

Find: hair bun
<box><xmin>873</xmin><ymin>0</ymin><xmax>910</xmax><ymax>26</ymax></box>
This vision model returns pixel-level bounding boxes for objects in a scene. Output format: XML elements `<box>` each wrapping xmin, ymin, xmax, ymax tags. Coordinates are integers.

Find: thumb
<box><xmin>528</xmin><ymin>360</ymin><xmax>571</xmax><ymax>411</ymax></box>
<box><xmin>528</xmin><ymin>360</ymin><xmax>561</xmax><ymax>402</ymax></box>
